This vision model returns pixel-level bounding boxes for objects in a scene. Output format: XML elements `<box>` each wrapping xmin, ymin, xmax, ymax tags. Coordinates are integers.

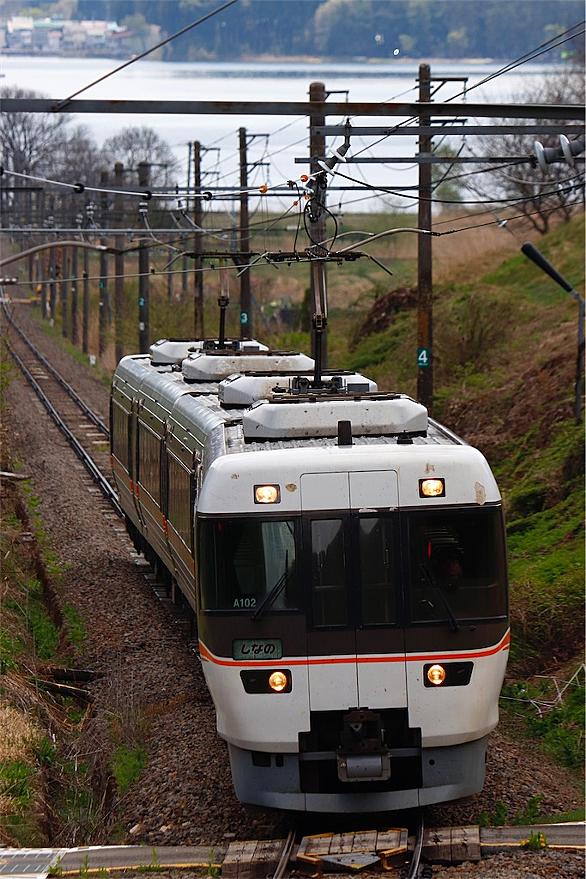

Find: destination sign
<box><xmin>232</xmin><ymin>639</ymin><xmax>283</xmax><ymax>660</ymax></box>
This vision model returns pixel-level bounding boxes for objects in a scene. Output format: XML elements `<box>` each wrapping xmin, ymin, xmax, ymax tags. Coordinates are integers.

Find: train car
<box><xmin>111</xmin><ymin>337</ymin><xmax>509</xmax><ymax>812</ymax></box>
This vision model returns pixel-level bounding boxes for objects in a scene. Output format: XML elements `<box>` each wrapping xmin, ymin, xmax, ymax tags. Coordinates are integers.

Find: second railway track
<box><xmin>2</xmin><ymin>300</ymin><xmax>122</xmax><ymax>517</ymax></box>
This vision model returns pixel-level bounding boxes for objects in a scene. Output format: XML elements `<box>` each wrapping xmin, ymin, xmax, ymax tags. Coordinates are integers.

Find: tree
<box><xmin>0</xmin><ymin>86</ymin><xmax>69</xmax><ymax>175</ymax></box>
<box><xmin>466</xmin><ymin>66</ymin><xmax>585</xmax><ymax>234</ymax></box>
<box><xmin>51</xmin><ymin>125</ymin><xmax>101</xmax><ymax>185</ymax></box>
<box><xmin>101</xmin><ymin>126</ymin><xmax>179</xmax><ymax>188</ymax></box>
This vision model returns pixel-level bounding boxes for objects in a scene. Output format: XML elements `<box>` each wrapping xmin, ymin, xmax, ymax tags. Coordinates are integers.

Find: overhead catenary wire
<box><xmin>13</xmin><ymin>196</ymin><xmax>582</xmax><ymax>289</ymax></box>
<box><xmin>328</xmin><ymin>167</ymin><xmax>584</xmax><ymax>205</ymax></box>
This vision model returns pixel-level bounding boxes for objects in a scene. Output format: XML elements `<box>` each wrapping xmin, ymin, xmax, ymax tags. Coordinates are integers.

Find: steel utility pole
<box><xmin>193</xmin><ymin>141</ymin><xmax>204</xmax><ymax>336</ymax></box>
<box><xmin>309</xmin><ymin>81</ymin><xmax>328</xmax><ymax>367</ymax></box>
<box><xmin>138</xmin><ymin>161</ymin><xmax>150</xmax><ymax>353</ymax></box>
<box><xmin>114</xmin><ymin>162</ymin><xmax>125</xmax><ymax>363</ymax></box>
<box><xmin>49</xmin><ymin>249</ymin><xmax>59</xmax><ymax>322</ymax></box>
<box><xmin>40</xmin><ymin>250</ymin><xmax>48</xmax><ymax>317</ymax></box>
<box><xmin>82</xmin><ymin>249</ymin><xmax>89</xmax><ymax>355</ymax></box>
<box><xmin>239</xmin><ymin>127</ymin><xmax>251</xmax><ymax>339</ymax></box>
<box><xmin>61</xmin><ymin>247</ymin><xmax>69</xmax><ymax>338</ymax></box>
<box><xmin>99</xmin><ymin>171</ymin><xmax>110</xmax><ymax>357</ymax></box>
<box><xmin>183</xmin><ymin>141</ymin><xmax>192</xmax><ymax>298</ymax></box>
<box><xmin>71</xmin><ymin>244</ymin><xmax>79</xmax><ymax>345</ymax></box>
<box><xmin>417</xmin><ymin>63</ymin><xmax>433</xmax><ymax>411</ymax></box>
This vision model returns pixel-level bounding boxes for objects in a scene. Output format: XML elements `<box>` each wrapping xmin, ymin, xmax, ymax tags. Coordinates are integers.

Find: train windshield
<box><xmin>199</xmin><ymin>518</ymin><xmax>300</xmax><ymax>612</ymax></box>
<box><xmin>408</xmin><ymin>507</ymin><xmax>507</xmax><ymax>623</ymax></box>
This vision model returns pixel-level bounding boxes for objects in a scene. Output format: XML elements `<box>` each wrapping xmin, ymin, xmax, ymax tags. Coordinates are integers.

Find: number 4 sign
<box><xmin>417</xmin><ymin>347</ymin><xmax>431</xmax><ymax>368</ymax></box>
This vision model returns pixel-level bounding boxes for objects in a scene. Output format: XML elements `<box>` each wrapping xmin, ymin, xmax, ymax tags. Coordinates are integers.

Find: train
<box><xmin>110</xmin><ymin>335</ymin><xmax>509</xmax><ymax>812</ymax></box>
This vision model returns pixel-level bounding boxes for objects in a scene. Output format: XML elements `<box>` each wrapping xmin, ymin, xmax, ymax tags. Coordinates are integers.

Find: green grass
<box><xmin>28</xmin><ymin>599</ymin><xmax>60</xmax><ymax>660</ymax></box>
<box><xmin>0</xmin><ymin>630</ymin><xmax>21</xmax><ymax>673</ymax></box>
<box><xmin>110</xmin><ymin>745</ymin><xmax>147</xmax><ymax>793</ymax></box>
<box><xmin>62</xmin><ymin>604</ymin><xmax>87</xmax><ymax>647</ymax></box>
<box><xmin>479</xmin><ymin>795</ymin><xmax>548</xmax><ymax>828</ymax></box>
<box><xmin>0</xmin><ymin>760</ymin><xmax>34</xmax><ymax>808</ymax></box>
<box><xmin>535</xmin><ymin>807</ymin><xmax>585</xmax><ymax>824</ymax></box>
<box><xmin>484</xmin><ymin>215</ymin><xmax>585</xmax><ymax>305</ymax></box>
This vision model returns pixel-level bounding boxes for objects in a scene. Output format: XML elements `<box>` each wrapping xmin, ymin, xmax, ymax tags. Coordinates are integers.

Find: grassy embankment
<box><xmin>0</xmin><ymin>356</ymin><xmax>144</xmax><ymax>845</ymax></box>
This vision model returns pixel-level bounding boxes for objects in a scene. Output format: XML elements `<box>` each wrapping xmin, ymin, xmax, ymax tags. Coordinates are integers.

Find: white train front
<box><xmin>111</xmin><ymin>338</ymin><xmax>509</xmax><ymax>812</ymax></box>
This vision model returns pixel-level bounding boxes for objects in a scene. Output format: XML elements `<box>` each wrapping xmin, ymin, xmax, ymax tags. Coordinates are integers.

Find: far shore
<box><xmin>0</xmin><ymin>50</ymin><xmax>564</xmax><ymax>68</ymax></box>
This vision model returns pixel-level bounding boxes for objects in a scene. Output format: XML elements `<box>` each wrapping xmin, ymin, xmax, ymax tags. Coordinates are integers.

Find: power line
<box><xmin>54</xmin><ymin>0</ymin><xmax>240</xmax><ymax>110</ymax></box>
<box><xmin>351</xmin><ymin>21</ymin><xmax>586</xmax><ymax>159</ymax></box>
<box><xmin>330</xmin><ymin>167</ymin><xmax>584</xmax><ymax>205</ymax></box>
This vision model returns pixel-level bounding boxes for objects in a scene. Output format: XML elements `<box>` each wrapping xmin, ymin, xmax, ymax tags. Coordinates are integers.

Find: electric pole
<box><xmin>82</xmin><ymin>248</ymin><xmax>90</xmax><ymax>355</ymax></box>
<box><xmin>71</xmin><ymin>244</ymin><xmax>79</xmax><ymax>345</ymax></box>
<box><xmin>239</xmin><ymin>127</ymin><xmax>251</xmax><ymax>338</ymax></box>
<box><xmin>99</xmin><ymin>170</ymin><xmax>110</xmax><ymax>357</ymax></box>
<box><xmin>417</xmin><ymin>63</ymin><xmax>433</xmax><ymax>411</ymax></box>
<box><xmin>138</xmin><ymin>161</ymin><xmax>150</xmax><ymax>353</ymax></box>
<box><xmin>60</xmin><ymin>247</ymin><xmax>69</xmax><ymax>338</ymax></box>
<box><xmin>183</xmin><ymin>141</ymin><xmax>192</xmax><ymax>298</ymax></box>
<box><xmin>309</xmin><ymin>81</ymin><xmax>327</xmax><ymax>367</ymax></box>
<box><xmin>114</xmin><ymin>162</ymin><xmax>125</xmax><ymax>363</ymax></box>
<box><xmin>193</xmin><ymin>141</ymin><xmax>204</xmax><ymax>336</ymax></box>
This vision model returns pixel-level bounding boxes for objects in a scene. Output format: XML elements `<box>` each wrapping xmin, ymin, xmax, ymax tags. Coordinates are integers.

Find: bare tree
<box><xmin>0</xmin><ymin>86</ymin><xmax>69</xmax><ymax>175</ymax></box>
<box><xmin>51</xmin><ymin>125</ymin><xmax>101</xmax><ymax>186</ymax></box>
<box><xmin>466</xmin><ymin>67</ymin><xmax>585</xmax><ymax>234</ymax></box>
<box><xmin>101</xmin><ymin>126</ymin><xmax>179</xmax><ymax>188</ymax></box>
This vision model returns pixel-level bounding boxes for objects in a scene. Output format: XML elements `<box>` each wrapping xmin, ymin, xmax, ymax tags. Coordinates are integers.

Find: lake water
<box><xmin>1</xmin><ymin>56</ymin><xmax>556</xmax><ymax>211</ymax></box>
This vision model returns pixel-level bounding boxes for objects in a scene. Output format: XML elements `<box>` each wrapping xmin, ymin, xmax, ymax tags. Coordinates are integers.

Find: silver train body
<box><xmin>111</xmin><ymin>338</ymin><xmax>509</xmax><ymax>812</ymax></box>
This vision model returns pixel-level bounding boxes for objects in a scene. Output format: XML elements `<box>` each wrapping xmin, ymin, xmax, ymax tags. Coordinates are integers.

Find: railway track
<box><xmin>2</xmin><ymin>300</ymin><xmax>122</xmax><ymax>518</ymax></box>
<box><xmin>1</xmin><ymin>301</ymin><xmax>193</xmax><ymax>621</ymax></box>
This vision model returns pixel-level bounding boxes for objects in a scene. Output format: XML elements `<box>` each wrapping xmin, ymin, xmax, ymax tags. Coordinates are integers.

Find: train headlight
<box><xmin>427</xmin><ymin>664</ymin><xmax>446</xmax><ymax>686</ymax></box>
<box><xmin>254</xmin><ymin>484</ymin><xmax>281</xmax><ymax>504</ymax></box>
<box><xmin>268</xmin><ymin>671</ymin><xmax>289</xmax><ymax>692</ymax></box>
<box><xmin>419</xmin><ymin>478</ymin><xmax>445</xmax><ymax>498</ymax></box>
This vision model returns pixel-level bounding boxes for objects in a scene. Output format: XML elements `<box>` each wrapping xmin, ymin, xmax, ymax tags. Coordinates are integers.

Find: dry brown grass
<box><xmin>0</xmin><ymin>705</ymin><xmax>40</xmax><ymax>762</ymax></box>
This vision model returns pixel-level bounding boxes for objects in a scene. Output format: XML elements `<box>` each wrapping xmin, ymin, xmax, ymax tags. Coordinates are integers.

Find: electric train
<box><xmin>111</xmin><ymin>337</ymin><xmax>509</xmax><ymax>812</ymax></box>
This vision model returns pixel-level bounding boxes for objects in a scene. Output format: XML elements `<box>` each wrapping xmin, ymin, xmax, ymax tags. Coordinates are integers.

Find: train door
<box><xmin>301</xmin><ymin>470</ymin><xmax>407</xmax><ymax>712</ymax></box>
<box><xmin>350</xmin><ymin>471</ymin><xmax>407</xmax><ymax>710</ymax></box>
<box><xmin>301</xmin><ymin>472</ymin><xmax>358</xmax><ymax>711</ymax></box>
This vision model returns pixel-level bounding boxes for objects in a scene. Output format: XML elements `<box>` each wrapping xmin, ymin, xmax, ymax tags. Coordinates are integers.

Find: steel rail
<box><xmin>3</xmin><ymin>337</ymin><xmax>123</xmax><ymax>519</ymax></box>
<box><xmin>2</xmin><ymin>304</ymin><xmax>109</xmax><ymax>436</ymax></box>
<box><xmin>272</xmin><ymin>830</ymin><xmax>296</xmax><ymax>879</ymax></box>
<box><xmin>406</xmin><ymin>816</ymin><xmax>426</xmax><ymax>879</ymax></box>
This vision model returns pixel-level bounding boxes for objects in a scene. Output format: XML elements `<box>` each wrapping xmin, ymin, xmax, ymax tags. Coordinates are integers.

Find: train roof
<box><xmin>112</xmin><ymin>341</ymin><xmax>465</xmax><ymax>465</ymax></box>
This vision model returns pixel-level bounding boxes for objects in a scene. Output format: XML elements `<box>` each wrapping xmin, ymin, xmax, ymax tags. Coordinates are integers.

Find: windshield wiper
<box><xmin>253</xmin><ymin>552</ymin><xmax>289</xmax><ymax>621</ymax></box>
<box><xmin>420</xmin><ymin>563</ymin><xmax>460</xmax><ymax>632</ymax></box>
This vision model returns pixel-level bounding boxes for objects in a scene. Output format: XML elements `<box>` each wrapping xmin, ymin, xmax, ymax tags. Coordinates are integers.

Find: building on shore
<box><xmin>1</xmin><ymin>15</ymin><xmax>160</xmax><ymax>57</ymax></box>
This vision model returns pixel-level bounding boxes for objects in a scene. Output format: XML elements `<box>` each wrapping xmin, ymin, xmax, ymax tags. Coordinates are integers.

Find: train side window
<box><xmin>359</xmin><ymin>517</ymin><xmax>396</xmax><ymax>626</ymax></box>
<box><xmin>310</xmin><ymin>519</ymin><xmax>348</xmax><ymax>627</ymax></box>
<box><xmin>111</xmin><ymin>402</ymin><xmax>129</xmax><ymax>469</ymax></box>
<box><xmin>137</xmin><ymin>421</ymin><xmax>161</xmax><ymax>503</ymax></box>
<box><xmin>167</xmin><ymin>455</ymin><xmax>193</xmax><ymax>549</ymax></box>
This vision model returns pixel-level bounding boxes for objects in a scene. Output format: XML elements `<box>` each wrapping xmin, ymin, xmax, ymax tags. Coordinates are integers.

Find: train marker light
<box><xmin>427</xmin><ymin>664</ymin><xmax>446</xmax><ymax>686</ymax></box>
<box><xmin>269</xmin><ymin>671</ymin><xmax>288</xmax><ymax>692</ymax></box>
<box><xmin>254</xmin><ymin>484</ymin><xmax>281</xmax><ymax>504</ymax></box>
<box><xmin>419</xmin><ymin>478</ymin><xmax>445</xmax><ymax>498</ymax></box>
